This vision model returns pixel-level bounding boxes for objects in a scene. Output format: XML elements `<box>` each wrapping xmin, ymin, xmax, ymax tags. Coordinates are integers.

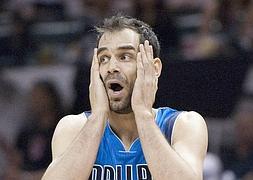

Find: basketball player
<box><xmin>42</xmin><ymin>15</ymin><xmax>208</xmax><ymax>180</ymax></box>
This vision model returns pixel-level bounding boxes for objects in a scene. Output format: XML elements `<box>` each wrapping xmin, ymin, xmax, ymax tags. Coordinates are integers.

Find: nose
<box><xmin>107</xmin><ymin>56</ymin><xmax>119</xmax><ymax>74</ymax></box>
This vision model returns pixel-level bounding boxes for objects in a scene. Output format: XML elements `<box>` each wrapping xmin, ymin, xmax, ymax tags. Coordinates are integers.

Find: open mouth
<box><xmin>109</xmin><ymin>83</ymin><xmax>123</xmax><ymax>92</ymax></box>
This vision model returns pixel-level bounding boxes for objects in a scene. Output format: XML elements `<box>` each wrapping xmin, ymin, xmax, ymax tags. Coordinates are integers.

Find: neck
<box><xmin>108</xmin><ymin>111</ymin><xmax>138</xmax><ymax>150</ymax></box>
<box><xmin>108</xmin><ymin>109</ymin><xmax>157</xmax><ymax>150</ymax></box>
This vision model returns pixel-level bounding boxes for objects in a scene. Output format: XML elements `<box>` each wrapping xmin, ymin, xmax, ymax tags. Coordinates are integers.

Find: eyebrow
<box><xmin>97</xmin><ymin>45</ymin><xmax>136</xmax><ymax>55</ymax></box>
<box><xmin>117</xmin><ymin>45</ymin><xmax>136</xmax><ymax>51</ymax></box>
<box><xmin>97</xmin><ymin>47</ymin><xmax>108</xmax><ymax>55</ymax></box>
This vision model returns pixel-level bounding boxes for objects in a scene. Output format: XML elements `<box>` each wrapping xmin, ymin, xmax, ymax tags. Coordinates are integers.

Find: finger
<box><xmin>144</xmin><ymin>40</ymin><xmax>154</xmax><ymax>63</ymax></box>
<box><xmin>142</xmin><ymin>41</ymin><xmax>156</xmax><ymax>77</ymax></box>
<box><xmin>90</xmin><ymin>48</ymin><xmax>99</xmax><ymax>82</ymax></box>
<box><xmin>89</xmin><ymin>48</ymin><xmax>97</xmax><ymax>101</ymax></box>
<box><xmin>136</xmin><ymin>52</ymin><xmax>144</xmax><ymax>78</ymax></box>
<box><xmin>140</xmin><ymin>44</ymin><xmax>149</xmax><ymax>68</ymax></box>
<box><xmin>91</xmin><ymin>48</ymin><xmax>97</xmax><ymax>68</ymax></box>
<box><xmin>149</xmin><ymin>45</ymin><xmax>154</xmax><ymax>60</ymax></box>
<box><xmin>144</xmin><ymin>40</ymin><xmax>150</xmax><ymax>58</ymax></box>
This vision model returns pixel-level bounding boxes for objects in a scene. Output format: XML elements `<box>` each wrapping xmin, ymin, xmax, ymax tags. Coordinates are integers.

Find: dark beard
<box><xmin>112</xmin><ymin>105</ymin><xmax>132</xmax><ymax>114</ymax></box>
<box><xmin>109</xmin><ymin>94</ymin><xmax>132</xmax><ymax>114</ymax></box>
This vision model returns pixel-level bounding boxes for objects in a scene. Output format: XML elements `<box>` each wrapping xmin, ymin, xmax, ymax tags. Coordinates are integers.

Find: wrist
<box><xmin>90</xmin><ymin>111</ymin><xmax>108</xmax><ymax>122</ymax></box>
<box><xmin>134</xmin><ymin>109</ymin><xmax>154</xmax><ymax>122</ymax></box>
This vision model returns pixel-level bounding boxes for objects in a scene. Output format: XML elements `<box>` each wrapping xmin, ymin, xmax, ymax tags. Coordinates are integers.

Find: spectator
<box><xmin>220</xmin><ymin>96</ymin><xmax>253</xmax><ymax>179</ymax></box>
<box><xmin>135</xmin><ymin>0</ymin><xmax>180</xmax><ymax>60</ymax></box>
<box><xmin>71</xmin><ymin>62</ymin><xmax>91</xmax><ymax>114</ymax></box>
<box><xmin>14</xmin><ymin>80</ymin><xmax>65</xmax><ymax>178</ymax></box>
<box><xmin>0</xmin><ymin>134</ymin><xmax>24</xmax><ymax>180</ymax></box>
<box><xmin>0</xmin><ymin>69</ymin><xmax>26</xmax><ymax>177</ymax></box>
<box><xmin>203</xmin><ymin>152</ymin><xmax>223</xmax><ymax>180</ymax></box>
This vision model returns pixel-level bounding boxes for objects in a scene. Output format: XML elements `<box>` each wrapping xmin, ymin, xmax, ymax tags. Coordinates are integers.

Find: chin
<box><xmin>113</xmin><ymin>108</ymin><xmax>132</xmax><ymax>114</ymax></box>
<box><xmin>110</xmin><ymin>101</ymin><xmax>132</xmax><ymax>114</ymax></box>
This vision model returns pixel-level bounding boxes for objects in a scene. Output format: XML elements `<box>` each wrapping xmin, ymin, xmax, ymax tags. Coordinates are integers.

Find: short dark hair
<box><xmin>96</xmin><ymin>15</ymin><xmax>160</xmax><ymax>58</ymax></box>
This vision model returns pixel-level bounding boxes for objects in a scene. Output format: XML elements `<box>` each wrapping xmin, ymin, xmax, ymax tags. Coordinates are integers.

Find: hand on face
<box><xmin>89</xmin><ymin>48</ymin><xmax>110</xmax><ymax>115</ymax></box>
<box><xmin>131</xmin><ymin>40</ymin><xmax>159</xmax><ymax>114</ymax></box>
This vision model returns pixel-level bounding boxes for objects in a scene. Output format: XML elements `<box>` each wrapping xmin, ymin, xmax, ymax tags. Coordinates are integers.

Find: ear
<box><xmin>153</xmin><ymin>58</ymin><xmax>162</xmax><ymax>78</ymax></box>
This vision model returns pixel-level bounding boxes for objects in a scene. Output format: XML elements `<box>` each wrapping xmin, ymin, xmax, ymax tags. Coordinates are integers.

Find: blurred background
<box><xmin>0</xmin><ymin>0</ymin><xmax>253</xmax><ymax>179</ymax></box>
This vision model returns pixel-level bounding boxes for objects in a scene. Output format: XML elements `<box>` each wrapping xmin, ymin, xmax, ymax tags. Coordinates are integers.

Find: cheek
<box><xmin>132</xmin><ymin>65</ymin><xmax>138</xmax><ymax>82</ymax></box>
<box><xmin>99</xmin><ymin>66</ymin><xmax>107</xmax><ymax>81</ymax></box>
<box><xmin>126</xmin><ymin>62</ymin><xmax>137</xmax><ymax>76</ymax></box>
<box><xmin>126</xmin><ymin>68</ymin><xmax>137</xmax><ymax>87</ymax></box>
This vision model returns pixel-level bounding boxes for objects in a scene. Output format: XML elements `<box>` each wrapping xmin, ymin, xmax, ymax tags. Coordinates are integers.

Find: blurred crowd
<box><xmin>0</xmin><ymin>0</ymin><xmax>253</xmax><ymax>66</ymax></box>
<box><xmin>0</xmin><ymin>0</ymin><xmax>253</xmax><ymax>179</ymax></box>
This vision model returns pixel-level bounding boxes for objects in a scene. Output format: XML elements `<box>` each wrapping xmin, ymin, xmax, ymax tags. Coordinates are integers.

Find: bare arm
<box><xmin>132</xmin><ymin>41</ymin><xmax>208</xmax><ymax>179</ymax></box>
<box><xmin>42</xmin><ymin>113</ymin><xmax>107</xmax><ymax>180</ymax></box>
<box><xmin>135</xmin><ymin>111</ymin><xmax>208</xmax><ymax>180</ymax></box>
<box><xmin>43</xmin><ymin>48</ymin><xmax>109</xmax><ymax>179</ymax></box>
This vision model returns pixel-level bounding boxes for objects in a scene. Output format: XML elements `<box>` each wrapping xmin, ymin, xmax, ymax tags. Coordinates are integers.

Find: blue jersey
<box><xmin>85</xmin><ymin>107</ymin><xmax>182</xmax><ymax>180</ymax></box>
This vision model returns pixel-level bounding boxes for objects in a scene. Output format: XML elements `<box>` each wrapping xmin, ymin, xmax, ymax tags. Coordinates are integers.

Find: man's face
<box><xmin>97</xmin><ymin>28</ymin><xmax>140</xmax><ymax>113</ymax></box>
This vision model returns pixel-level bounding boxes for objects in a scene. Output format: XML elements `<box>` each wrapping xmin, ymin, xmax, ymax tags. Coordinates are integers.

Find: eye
<box><xmin>119</xmin><ymin>54</ymin><xmax>131</xmax><ymax>61</ymax></box>
<box><xmin>99</xmin><ymin>55</ymin><xmax>110</xmax><ymax>64</ymax></box>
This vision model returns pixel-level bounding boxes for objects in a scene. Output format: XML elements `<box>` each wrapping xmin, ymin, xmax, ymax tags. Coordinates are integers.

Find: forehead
<box><xmin>98</xmin><ymin>28</ymin><xmax>140</xmax><ymax>50</ymax></box>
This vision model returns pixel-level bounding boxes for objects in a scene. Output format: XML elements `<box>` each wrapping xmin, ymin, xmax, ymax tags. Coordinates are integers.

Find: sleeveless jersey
<box><xmin>85</xmin><ymin>107</ymin><xmax>182</xmax><ymax>180</ymax></box>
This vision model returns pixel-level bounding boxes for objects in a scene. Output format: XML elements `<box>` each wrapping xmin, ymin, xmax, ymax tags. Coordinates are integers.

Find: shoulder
<box><xmin>51</xmin><ymin>113</ymin><xmax>88</xmax><ymax>159</ymax></box>
<box><xmin>172</xmin><ymin>111</ymin><xmax>208</xmax><ymax>146</ymax></box>
<box><xmin>55</xmin><ymin>113</ymin><xmax>87</xmax><ymax>133</ymax></box>
<box><xmin>178</xmin><ymin>111</ymin><xmax>206</xmax><ymax>127</ymax></box>
<box><xmin>177</xmin><ymin>111</ymin><xmax>206</xmax><ymax>123</ymax></box>
<box><xmin>175</xmin><ymin>111</ymin><xmax>207</xmax><ymax>136</ymax></box>
<box><xmin>171</xmin><ymin>111</ymin><xmax>208</xmax><ymax>176</ymax></box>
